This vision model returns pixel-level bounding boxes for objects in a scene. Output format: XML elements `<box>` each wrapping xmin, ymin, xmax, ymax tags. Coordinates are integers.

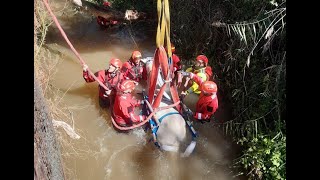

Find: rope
<box><xmin>157</xmin><ymin>112</ymin><xmax>180</xmax><ymax>123</ymax></box>
<box><xmin>111</xmin><ymin>100</ymin><xmax>181</xmax><ymax>131</ymax></box>
<box><xmin>43</xmin><ymin>0</ymin><xmax>180</xmax><ymax>131</ymax></box>
<box><xmin>42</xmin><ymin>0</ymin><xmax>109</xmax><ymax>91</ymax></box>
<box><xmin>156</xmin><ymin>0</ymin><xmax>172</xmax><ymax>58</ymax></box>
<box><xmin>163</xmin><ymin>78</ymin><xmax>172</xmax><ymax>83</ymax></box>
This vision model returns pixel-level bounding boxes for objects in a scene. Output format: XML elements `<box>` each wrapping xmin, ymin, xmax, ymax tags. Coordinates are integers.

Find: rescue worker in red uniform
<box><xmin>179</xmin><ymin>71</ymin><xmax>218</xmax><ymax>123</ymax></box>
<box><xmin>168</xmin><ymin>43</ymin><xmax>182</xmax><ymax>74</ymax></box>
<box><xmin>112</xmin><ymin>79</ymin><xmax>146</xmax><ymax>127</ymax></box>
<box><xmin>83</xmin><ymin>58</ymin><xmax>124</xmax><ymax>108</ymax></box>
<box><xmin>165</xmin><ymin>43</ymin><xmax>182</xmax><ymax>85</ymax></box>
<box><xmin>121</xmin><ymin>51</ymin><xmax>147</xmax><ymax>82</ymax></box>
<box><xmin>96</xmin><ymin>1</ymin><xmax>119</xmax><ymax>28</ymax></box>
<box><xmin>183</xmin><ymin>55</ymin><xmax>213</xmax><ymax>95</ymax></box>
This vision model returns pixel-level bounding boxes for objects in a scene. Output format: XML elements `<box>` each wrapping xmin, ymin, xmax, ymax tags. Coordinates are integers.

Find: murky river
<box><xmin>43</xmin><ymin>1</ymin><xmax>241</xmax><ymax>179</ymax></box>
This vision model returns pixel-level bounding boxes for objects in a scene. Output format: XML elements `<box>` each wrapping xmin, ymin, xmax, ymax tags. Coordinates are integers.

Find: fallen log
<box><xmin>72</xmin><ymin>0</ymin><xmax>146</xmax><ymax>22</ymax></box>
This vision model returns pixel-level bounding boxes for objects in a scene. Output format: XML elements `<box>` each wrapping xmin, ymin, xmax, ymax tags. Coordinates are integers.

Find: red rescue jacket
<box><xmin>121</xmin><ymin>59</ymin><xmax>147</xmax><ymax>82</ymax></box>
<box><xmin>172</xmin><ymin>54</ymin><xmax>182</xmax><ymax>72</ymax></box>
<box><xmin>189</xmin><ymin>73</ymin><xmax>219</xmax><ymax>120</ymax></box>
<box><xmin>112</xmin><ymin>93</ymin><xmax>144</xmax><ymax>126</ymax></box>
<box><xmin>83</xmin><ymin>70</ymin><xmax>124</xmax><ymax>99</ymax></box>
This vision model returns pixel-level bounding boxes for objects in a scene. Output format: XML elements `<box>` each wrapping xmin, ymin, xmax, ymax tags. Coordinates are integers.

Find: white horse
<box><xmin>142</xmin><ymin>57</ymin><xmax>196</xmax><ymax>157</ymax></box>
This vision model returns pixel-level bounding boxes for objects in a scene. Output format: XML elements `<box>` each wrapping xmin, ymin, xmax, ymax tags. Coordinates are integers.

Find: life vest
<box><xmin>188</xmin><ymin>66</ymin><xmax>213</xmax><ymax>80</ymax></box>
<box><xmin>105</xmin><ymin>70</ymin><xmax>123</xmax><ymax>90</ymax></box>
<box><xmin>186</xmin><ymin>67</ymin><xmax>207</xmax><ymax>94</ymax></box>
<box><xmin>123</xmin><ymin>59</ymin><xmax>146</xmax><ymax>81</ymax></box>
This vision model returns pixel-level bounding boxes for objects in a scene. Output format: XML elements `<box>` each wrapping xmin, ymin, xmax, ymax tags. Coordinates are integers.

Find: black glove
<box><xmin>179</xmin><ymin>94</ymin><xmax>186</xmax><ymax>101</ymax></box>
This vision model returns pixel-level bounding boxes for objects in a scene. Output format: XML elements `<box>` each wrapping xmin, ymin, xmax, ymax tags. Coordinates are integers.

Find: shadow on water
<box><xmin>46</xmin><ymin>10</ymin><xmax>157</xmax><ymax>55</ymax></box>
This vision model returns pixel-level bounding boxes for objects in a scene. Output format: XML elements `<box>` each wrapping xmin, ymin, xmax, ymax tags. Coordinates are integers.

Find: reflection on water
<box><xmin>45</xmin><ymin>1</ymin><xmax>240</xmax><ymax>179</ymax></box>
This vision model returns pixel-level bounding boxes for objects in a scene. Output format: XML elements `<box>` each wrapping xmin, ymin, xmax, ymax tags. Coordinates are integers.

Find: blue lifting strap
<box><xmin>158</xmin><ymin>112</ymin><xmax>180</xmax><ymax>123</ymax></box>
<box><xmin>152</xmin><ymin>112</ymin><xmax>180</xmax><ymax>136</ymax></box>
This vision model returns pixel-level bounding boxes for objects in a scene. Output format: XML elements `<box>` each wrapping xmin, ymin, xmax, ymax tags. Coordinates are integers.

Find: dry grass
<box><xmin>44</xmin><ymin>81</ymin><xmax>101</xmax><ymax>179</ymax></box>
<box><xmin>34</xmin><ymin>1</ymin><xmax>101</xmax><ymax>179</ymax></box>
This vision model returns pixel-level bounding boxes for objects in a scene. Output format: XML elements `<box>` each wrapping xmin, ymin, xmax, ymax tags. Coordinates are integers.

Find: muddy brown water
<box><xmin>43</xmin><ymin>1</ymin><xmax>242</xmax><ymax>179</ymax></box>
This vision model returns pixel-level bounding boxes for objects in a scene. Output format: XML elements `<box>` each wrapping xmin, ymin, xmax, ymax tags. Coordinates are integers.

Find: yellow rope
<box><xmin>156</xmin><ymin>0</ymin><xmax>161</xmax><ymax>47</ymax></box>
<box><xmin>156</xmin><ymin>0</ymin><xmax>172</xmax><ymax>58</ymax></box>
<box><xmin>164</xmin><ymin>0</ymin><xmax>172</xmax><ymax>58</ymax></box>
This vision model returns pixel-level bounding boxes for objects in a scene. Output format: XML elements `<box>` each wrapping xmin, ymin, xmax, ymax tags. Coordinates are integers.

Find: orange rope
<box><xmin>42</xmin><ymin>0</ymin><xmax>109</xmax><ymax>91</ymax></box>
<box><xmin>111</xmin><ymin>100</ymin><xmax>181</xmax><ymax>130</ymax></box>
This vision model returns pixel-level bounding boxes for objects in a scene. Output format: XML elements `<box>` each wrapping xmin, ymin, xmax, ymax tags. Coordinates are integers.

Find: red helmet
<box><xmin>119</xmin><ymin>80</ymin><xmax>137</xmax><ymax>92</ymax></box>
<box><xmin>103</xmin><ymin>1</ymin><xmax>111</xmax><ymax>7</ymax></box>
<box><xmin>109</xmin><ymin>58</ymin><xmax>122</xmax><ymax>68</ymax></box>
<box><xmin>132</xmin><ymin>51</ymin><xmax>142</xmax><ymax>59</ymax></box>
<box><xmin>201</xmin><ymin>81</ymin><xmax>217</xmax><ymax>93</ymax></box>
<box><xmin>196</xmin><ymin>55</ymin><xmax>209</xmax><ymax>66</ymax></box>
<box><xmin>172</xmin><ymin>54</ymin><xmax>180</xmax><ymax>64</ymax></box>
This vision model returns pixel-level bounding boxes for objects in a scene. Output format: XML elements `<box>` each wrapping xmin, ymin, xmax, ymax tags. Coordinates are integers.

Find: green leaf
<box><xmin>265</xmin><ymin>149</ymin><xmax>270</xmax><ymax>154</ymax></box>
<box><xmin>272</xmin><ymin>159</ymin><xmax>280</xmax><ymax>167</ymax></box>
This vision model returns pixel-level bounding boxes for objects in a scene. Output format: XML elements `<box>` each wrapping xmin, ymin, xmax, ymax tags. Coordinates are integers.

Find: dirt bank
<box><xmin>34</xmin><ymin>75</ymin><xmax>65</xmax><ymax>180</ymax></box>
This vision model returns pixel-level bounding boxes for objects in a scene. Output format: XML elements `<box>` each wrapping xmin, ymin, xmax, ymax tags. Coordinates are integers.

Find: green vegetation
<box><xmin>170</xmin><ymin>0</ymin><xmax>286</xmax><ymax>179</ymax></box>
<box><xmin>234</xmin><ymin>133</ymin><xmax>286</xmax><ymax>179</ymax></box>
